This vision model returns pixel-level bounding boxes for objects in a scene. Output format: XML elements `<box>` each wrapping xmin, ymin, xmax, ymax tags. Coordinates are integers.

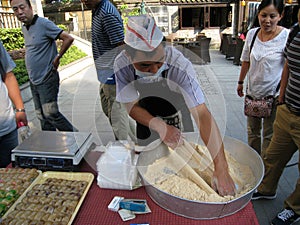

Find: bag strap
<box><xmin>247</xmin><ymin>28</ymin><xmax>261</xmax><ymax>94</ymax></box>
<box><xmin>0</xmin><ymin>65</ymin><xmax>5</xmax><ymax>82</ymax></box>
<box><xmin>276</xmin><ymin>81</ymin><xmax>280</xmax><ymax>92</ymax></box>
<box><xmin>250</xmin><ymin>28</ymin><xmax>260</xmax><ymax>53</ymax></box>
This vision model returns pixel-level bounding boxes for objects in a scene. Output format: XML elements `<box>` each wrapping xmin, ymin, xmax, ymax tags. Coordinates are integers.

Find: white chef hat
<box><xmin>125</xmin><ymin>15</ymin><xmax>163</xmax><ymax>52</ymax></box>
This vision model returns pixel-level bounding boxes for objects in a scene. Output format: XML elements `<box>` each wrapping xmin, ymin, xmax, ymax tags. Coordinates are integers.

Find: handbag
<box><xmin>244</xmin><ymin>95</ymin><xmax>274</xmax><ymax>118</ymax></box>
<box><xmin>243</xmin><ymin>28</ymin><xmax>278</xmax><ymax>118</ymax></box>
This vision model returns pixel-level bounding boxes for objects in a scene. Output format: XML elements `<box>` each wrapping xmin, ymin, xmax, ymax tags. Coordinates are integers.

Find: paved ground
<box><xmin>25</xmin><ymin>46</ymin><xmax>299</xmax><ymax>225</ymax></box>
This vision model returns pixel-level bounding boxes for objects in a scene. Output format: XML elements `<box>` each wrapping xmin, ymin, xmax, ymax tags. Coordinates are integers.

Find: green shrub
<box><xmin>57</xmin><ymin>24</ymin><xmax>67</xmax><ymax>31</ymax></box>
<box><xmin>120</xmin><ymin>4</ymin><xmax>140</xmax><ymax>33</ymax></box>
<box><xmin>0</xmin><ymin>28</ymin><xmax>24</xmax><ymax>51</ymax></box>
<box><xmin>13</xmin><ymin>59</ymin><xmax>28</xmax><ymax>86</ymax></box>
<box><xmin>59</xmin><ymin>45</ymin><xmax>87</xmax><ymax>66</ymax></box>
<box><xmin>1</xmin><ymin>28</ymin><xmax>87</xmax><ymax>85</ymax></box>
<box><xmin>13</xmin><ymin>45</ymin><xmax>87</xmax><ymax>85</ymax></box>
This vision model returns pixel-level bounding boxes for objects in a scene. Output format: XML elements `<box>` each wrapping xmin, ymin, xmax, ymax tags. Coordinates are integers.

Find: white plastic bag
<box><xmin>96</xmin><ymin>141</ymin><xmax>140</xmax><ymax>190</ymax></box>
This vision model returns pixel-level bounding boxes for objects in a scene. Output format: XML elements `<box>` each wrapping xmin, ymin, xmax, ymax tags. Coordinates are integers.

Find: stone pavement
<box><xmin>25</xmin><ymin>44</ymin><xmax>299</xmax><ymax>225</ymax></box>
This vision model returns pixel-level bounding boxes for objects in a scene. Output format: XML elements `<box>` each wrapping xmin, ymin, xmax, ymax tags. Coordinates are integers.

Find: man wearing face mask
<box><xmin>114</xmin><ymin>15</ymin><xmax>236</xmax><ymax>197</ymax></box>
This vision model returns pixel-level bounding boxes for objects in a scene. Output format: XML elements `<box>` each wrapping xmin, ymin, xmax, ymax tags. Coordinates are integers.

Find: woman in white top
<box><xmin>237</xmin><ymin>0</ymin><xmax>289</xmax><ymax>156</ymax></box>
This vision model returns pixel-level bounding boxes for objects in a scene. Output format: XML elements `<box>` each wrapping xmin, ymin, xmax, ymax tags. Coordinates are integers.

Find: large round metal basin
<box><xmin>137</xmin><ymin>135</ymin><xmax>264</xmax><ymax>220</ymax></box>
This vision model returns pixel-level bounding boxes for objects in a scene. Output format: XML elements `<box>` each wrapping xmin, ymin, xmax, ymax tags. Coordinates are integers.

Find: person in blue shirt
<box><xmin>0</xmin><ymin>42</ymin><xmax>28</xmax><ymax>167</ymax></box>
<box><xmin>11</xmin><ymin>0</ymin><xmax>77</xmax><ymax>132</ymax></box>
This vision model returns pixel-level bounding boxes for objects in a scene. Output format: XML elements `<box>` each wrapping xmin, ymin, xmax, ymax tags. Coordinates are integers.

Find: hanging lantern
<box><xmin>241</xmin><ymin>0</ymin><xmax>246</xmax><ymax>6</ymax></box>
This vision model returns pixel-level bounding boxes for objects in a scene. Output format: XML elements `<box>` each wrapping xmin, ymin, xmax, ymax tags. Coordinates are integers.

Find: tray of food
<box><xmin>0</xmin><ymin>171</ymin><xmax>94</xmax><ymax>225</ymax></box>
<box><xmin>0</xmin><ymin>168</ymin><xmax>41</xmax><ymax>218</ymax></box>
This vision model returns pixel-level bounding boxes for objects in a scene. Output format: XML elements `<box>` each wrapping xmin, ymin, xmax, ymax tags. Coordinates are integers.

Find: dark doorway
<box><xmin>181</xmin><ymin>6</ymin><xmax>229</xmax><ymax>29</ymax></box>
<box><xmin>210</xmin><ymin>7</ymin><xmax>228</xmax><ymax>27</ymax></box>
<box><xmin>181</xmin><ymin>8</ymin><xmax>193</xmax><ymax>27</ymax></box>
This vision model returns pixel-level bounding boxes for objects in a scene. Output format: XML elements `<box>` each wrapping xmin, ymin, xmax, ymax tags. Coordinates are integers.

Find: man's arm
<box><xmin>125</xmin><ymin>101</ymin><xmax>182</xmax><ymax>149</ymax></box>
<box><xmin>278</xmin><ymin>60</ymin><xmax>289</xmax><ymax>104</ymax></box>
<box><xmin>3</xmin><ymin>71</ymin><xmax>27</xmax><ymax>125</ymax></box>
<box><xmin>52</xmin><ymin>31</ymin><xmax>74</xmax><ymax>69</ymax></box>
<box><xmin>190</xmin><ymin>103</ymin><xmax>236</xmax><ymax>196</ymax></box>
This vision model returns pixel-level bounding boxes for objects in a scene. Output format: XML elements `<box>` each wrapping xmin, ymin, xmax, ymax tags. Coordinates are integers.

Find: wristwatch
<box><xmin>15</xmin><ymin>108</ymin><xmax>25</xmax><ymax>112</ymax></box>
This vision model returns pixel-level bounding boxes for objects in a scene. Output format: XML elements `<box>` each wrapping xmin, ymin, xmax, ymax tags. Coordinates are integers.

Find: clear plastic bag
<box><xmin>96</xmin><ymin>141</ymin><xmax>140</xmax><ymax>190</ymax></box>
<box><xmin>17</xmin><ymin>122</ymin><xmax>31</xmax><ymax>143</ymax></box>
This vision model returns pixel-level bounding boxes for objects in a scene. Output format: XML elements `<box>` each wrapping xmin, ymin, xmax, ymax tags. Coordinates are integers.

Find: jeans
<box><xmin>0</xmin><ymin>129</ymin><xmax>18</xmax><ymax>167</ymax></box>
<box><xmin>30</xmin><ymin>69</ymin><xmax>77</xmax><ymax>131</ymax></box>
<box><xmin>99</xmin><ymin>83</ymin><xmax>136</xmax><ymax>142</ymax></box>
<box><xmin>247</xmin><ymin>99</ymin><xmax>277</xmax><ymax>156</ymax></box>
<box><xmin>257</xmin><ymin>104</ymin><xmax>300</xmax><ymax>215</ymax></box>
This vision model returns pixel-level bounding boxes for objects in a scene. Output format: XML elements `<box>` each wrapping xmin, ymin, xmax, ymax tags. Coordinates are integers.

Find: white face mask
<box><xmin>135</xmin><ymin>63</ymin><xmax>167</xmax><ymax>80</ymax></box>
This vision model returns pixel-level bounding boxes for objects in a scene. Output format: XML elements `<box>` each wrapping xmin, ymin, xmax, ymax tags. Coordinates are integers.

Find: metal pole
<box><xmin>81</xmin><ymin>2</ymin><xmax>87</xmax><ymax>40</ymax></box>
<box><xmin>233</xmin><ymin>0</ymin><xmax>240</xmax><ymax>36</ymax></box>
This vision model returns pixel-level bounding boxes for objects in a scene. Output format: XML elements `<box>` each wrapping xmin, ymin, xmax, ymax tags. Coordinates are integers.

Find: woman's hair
<box><xmin>258</xmin><ymin>0</ymin><xmax>284</xmax><ymax>15</ymax></box>
<box><xmin>248</xmin><ymin>0</ymin><xmax>284</xmax><ymax>29</ymax></box>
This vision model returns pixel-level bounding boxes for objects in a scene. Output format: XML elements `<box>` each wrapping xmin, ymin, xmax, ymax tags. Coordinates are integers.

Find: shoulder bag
<box><xmin>244</xmin><ymin>28</ymin><xmax>279</xmax><ymax>118</ymax></box>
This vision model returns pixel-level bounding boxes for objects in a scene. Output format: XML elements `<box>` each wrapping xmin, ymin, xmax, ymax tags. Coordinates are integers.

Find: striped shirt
<box><xmin>92</xmin><ymin>0</ymin><xmax>124</xmax><ymax>83</ymax></box>
<box><xmin>284</xmin><ymin>23</ymin><xmax>300</xmax><ymax>110</ymax></box>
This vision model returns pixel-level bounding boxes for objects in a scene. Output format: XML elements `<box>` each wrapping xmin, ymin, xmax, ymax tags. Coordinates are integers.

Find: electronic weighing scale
<box><xmin>11</xmin><ymin>131</ymin><xmax>95</xmax><ymax>171</ymax></box>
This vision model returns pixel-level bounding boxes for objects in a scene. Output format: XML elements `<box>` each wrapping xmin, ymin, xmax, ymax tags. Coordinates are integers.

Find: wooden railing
<box><xmin>0</xmin><ymin>7</ymin><xmax>21</xmax><ymax>28</ymax></box>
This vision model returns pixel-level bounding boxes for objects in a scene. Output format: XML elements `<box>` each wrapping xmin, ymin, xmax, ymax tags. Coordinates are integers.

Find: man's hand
<box><xmin>52</xmin><ymin>55</ymin><xmax>60</xmax><ymax>70</ymax></box>
<box><xmin>52</xmin><ymin>31</ymin><xmax>74</xmax><ymax>70</ymax></box>
<box><xmin>15</xmin><ymin>111</ymin><xmax>28</xmax><ymax>126</ymax></box>
<box><xmin>211</xmin><ymin>169</ymin><xmax>236</xmax><ymax>197</ymax></box>
<box><xmin>277</xmin><ymin>95</ymin><xmax>285</xmax><ymax>105</ymax></box>
<box><xmin>157</xmin><ymin>123</ymin><xmax>183</xmax><ymax>149</ymax></box>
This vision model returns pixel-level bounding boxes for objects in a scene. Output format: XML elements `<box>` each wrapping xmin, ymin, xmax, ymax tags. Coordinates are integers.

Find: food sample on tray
<box><xmin>0</xmin><ymin>168</ymin><xmax>40</xmax><ymax>217</ymax></box>
<box><xmin>144</xmin><ymin>143</ymin><xmax>256</xmax><ymax>202</ymax></box>
<box><xmin>0</xmin><ymin>172</ymin><xmax>93</xmax><ymax>225</ymax></box>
